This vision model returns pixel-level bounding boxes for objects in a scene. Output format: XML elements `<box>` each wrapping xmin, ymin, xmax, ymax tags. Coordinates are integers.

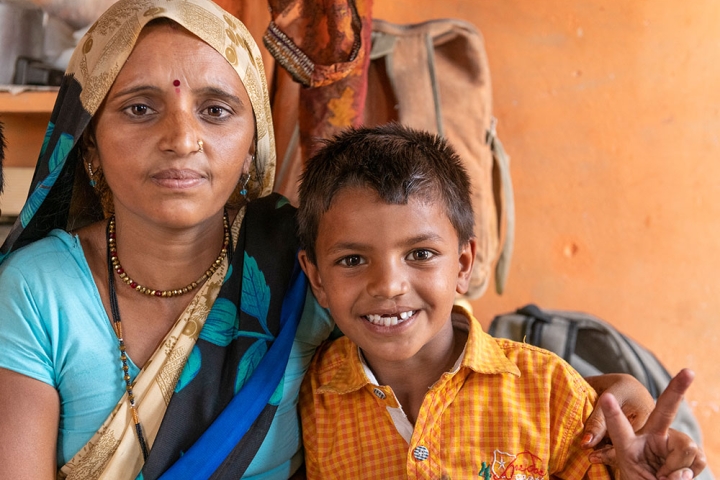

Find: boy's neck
<box><xmin>361</xmin><ymin>319</ymin><xmax>468</xmax><ymax>425</ymax></box>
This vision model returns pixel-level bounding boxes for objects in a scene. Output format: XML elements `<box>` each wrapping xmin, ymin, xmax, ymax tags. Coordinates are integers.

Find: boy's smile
<box><xmin>299</xmin><ymin>186</ymin><xmax>475</xmax><ymax>370</ymax></box>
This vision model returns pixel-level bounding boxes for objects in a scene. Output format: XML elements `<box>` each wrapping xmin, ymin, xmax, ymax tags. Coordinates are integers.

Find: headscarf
<box><xmin>0</xmin><ymin>0</ymin><xmax>276</xmax><ymax>263</ymax></box>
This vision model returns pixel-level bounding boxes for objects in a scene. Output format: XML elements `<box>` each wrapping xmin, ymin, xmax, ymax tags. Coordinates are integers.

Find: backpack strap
<box><xmin>488</xmin><ymin>118</ymin><xmax>515</xmax><ymax>294</ymax></box>
<box><xmin>516</xmin><ymin>304</ymin><xmax>578</xmax><ymax>363</ymax></box>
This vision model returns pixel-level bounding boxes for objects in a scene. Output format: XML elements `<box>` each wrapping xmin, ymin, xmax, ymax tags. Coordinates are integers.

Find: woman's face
<box><xmin>90</xmin><ymin>22</ymin><xmax>255</xmax><ymax>228</ymax></box>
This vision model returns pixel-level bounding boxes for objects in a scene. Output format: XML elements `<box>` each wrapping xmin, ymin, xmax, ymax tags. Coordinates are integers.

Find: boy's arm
<box><xmin>589</xmin><ymin>369</ymin><xmax>707</xmax><ymax>480</ymax></box>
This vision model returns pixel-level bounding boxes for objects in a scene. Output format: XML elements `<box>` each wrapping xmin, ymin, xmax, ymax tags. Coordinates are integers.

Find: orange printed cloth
<box><xmin>264</xmin><ymin>0</ymin><xmax>364</xmax><ymax>88</ymax></box>
<box><xmin>266</xmin><ymin>0</ymin><xmax>373</xmax><ymax>200</ymax></box>
<box><xmin>300</xmin><ymin>306</ymin><xmax>611</xmax><ymax>480</ymax></box>
<box><xmin>212</xmin><ymin>0</ymin><xmax>373</xmax><ymax>202</ymax></box>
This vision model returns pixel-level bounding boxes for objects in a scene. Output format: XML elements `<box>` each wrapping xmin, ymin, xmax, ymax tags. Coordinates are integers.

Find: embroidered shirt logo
<box><xmin>478</xmin><ymin>449</ymin><xmax>548</xmax><ymax>480</ymax></box>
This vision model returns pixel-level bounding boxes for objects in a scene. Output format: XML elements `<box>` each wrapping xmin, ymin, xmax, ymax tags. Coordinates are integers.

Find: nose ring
<box><xmin>197</xmin><ymin>139</ymin><xmax>204</xmax><ymax>153</ymax></box>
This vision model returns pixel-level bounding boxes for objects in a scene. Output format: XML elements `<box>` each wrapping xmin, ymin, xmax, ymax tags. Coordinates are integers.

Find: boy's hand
<box><xmin>583</xmin><ymin>373</ymin><xmax>655</xmax><ymax>447</ymax></box>
<box><xmin>588</xmin><ymin>369</ymin><xmax>707</xmax><ymax>479</ymax></box>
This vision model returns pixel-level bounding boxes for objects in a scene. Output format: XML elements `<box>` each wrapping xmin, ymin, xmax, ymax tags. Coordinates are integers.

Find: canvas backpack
<box><xmin>489</xmin><ymin>304</ymin><xmax>713</xmax><ymax>480</ymax></box>
<box><xmin>363</xmin><ymin>18</ymin><xmax>515</xmax><ymax>299</ymax></box>
<box><xmin>271</xmin><ymin>18</ymin><xmax>515</xmax><ymax>299</ymax></box>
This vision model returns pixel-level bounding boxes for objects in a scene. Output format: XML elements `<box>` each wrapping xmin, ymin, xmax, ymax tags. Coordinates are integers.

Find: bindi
<box><xmin>173</xmin><ymin>79</ymin><xmax>181</xmax><ymax>93</ymax></box>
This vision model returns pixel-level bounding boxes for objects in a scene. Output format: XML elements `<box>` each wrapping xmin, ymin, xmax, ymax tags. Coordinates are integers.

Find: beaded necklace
<box><xmin>104</xmin><ymin>211</ymin><xmax>230</xmax><ymax>460</ymax></box>
<box><xmin>108</xmin><ymin>211</ymin><xmax>230</xmax><ymax>297</ymax></box>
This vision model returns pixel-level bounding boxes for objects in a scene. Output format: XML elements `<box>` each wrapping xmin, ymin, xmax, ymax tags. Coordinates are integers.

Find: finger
<box><xmin>644</xmin><ymin>369</ymin><xmax>694</xmax><ymax>435</ymax></box>
<box><xmin>661</xmin><ymin>468</ymin><xmax>694</xmax><ymax>480</ymax></box>
<box><xmin>655</xmin><ymin>442</ymin><xmax>700</xmax><ymax>479</ymax></box>
<box><xmin>689</xmin><ymin>447</ymin><xmax>708</xmax><ymax>478</ymax></box>
<box><xmin>599</xmin><ymin>392</ymin><xmax>636</xmax><ymax>451</ymax></box>
<box><xmin>587</xmin><ymin>373</ymin><xmax>653</xmax><ymax>433</ymax></box>
<box><xmin>582</xmin><ymin>404</ymin><xmax>607</xmax><ymax>448</ymax></box>
<box><xmin>588</xmin><ymin>445</ymin><xmax>616</xmax><ymax>466</ymax></box>
<box><xmin>658</xmin><ymin>443</ymin><xmax>707</xmax><ymax>479</ymax></box>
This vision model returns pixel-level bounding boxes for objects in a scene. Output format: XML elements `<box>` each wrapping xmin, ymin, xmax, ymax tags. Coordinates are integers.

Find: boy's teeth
<box><xmin>365</xmin><ymin>311</ymin><xmax>415</xmax><ymax>326</ymax></box>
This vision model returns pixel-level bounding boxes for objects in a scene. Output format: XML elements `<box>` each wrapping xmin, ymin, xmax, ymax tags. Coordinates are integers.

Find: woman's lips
<box><xmin>152</xmin><ymin>169</ymin><xmax>205</xmax><ymax>188</ymax></box>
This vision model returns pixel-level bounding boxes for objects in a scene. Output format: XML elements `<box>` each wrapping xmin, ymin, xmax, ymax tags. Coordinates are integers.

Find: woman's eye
<box><xmin>408</xmin><ymin>249</ymin><xmax>434</xmax><ymax>261</ymax></box>
<box><xmin>126</xmin><ymin>104</ymin><xmax>151</xmax><ymax>116</ymax></box>
<box><xmin>339</xmin><ymin>255</ymin><xmax>363</xmax><ymax>267</ymax></box>
<box><xmin>204</xmin><ymin>105</ymin><xmax>229</xmax><ymax>118</ymax></box>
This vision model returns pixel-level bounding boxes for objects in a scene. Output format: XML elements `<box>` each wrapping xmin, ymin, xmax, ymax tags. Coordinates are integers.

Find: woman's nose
<box><xmin>159</xmin><ymin>107</ymin><xmax>202</xmax><ymax>155</ymax></box>
<box><xmin>366</xmin><ymin>260</ymin><xmax>409</xmax><ymax>299</ymax></box>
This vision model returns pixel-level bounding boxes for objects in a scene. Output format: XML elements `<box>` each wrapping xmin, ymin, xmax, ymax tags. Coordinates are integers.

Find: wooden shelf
<box><xmin>0</xmin><ymin>89</ymin><xmax>59</xmax><ymax>113</ymax></box>
<box><xmin>0</xmin><ymin>90</ymin><xmax>58</xmax><ymax>176</ymax></box>
<box><xmin>0</xmin><ymin>167</ymin><xmax>34</xmax><ymax>216</ymax></box>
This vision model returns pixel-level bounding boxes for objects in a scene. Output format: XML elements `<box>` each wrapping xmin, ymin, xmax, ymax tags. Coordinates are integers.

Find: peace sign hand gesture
<box><xmin>588</xmin><ymin>369</ymin><xmax>707</xmax><ymax>480</ymax></box>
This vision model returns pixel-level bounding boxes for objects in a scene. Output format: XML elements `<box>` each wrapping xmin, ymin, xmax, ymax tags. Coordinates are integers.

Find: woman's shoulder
<box><xmin>0</xmin><ymin>229</ymin><xmax>87</xmax><ymax>278</ymax></box>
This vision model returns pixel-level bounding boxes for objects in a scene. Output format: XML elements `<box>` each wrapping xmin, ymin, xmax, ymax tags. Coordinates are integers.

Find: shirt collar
<box><xmin>453</xmin><ymin>305</ymin><xmax>521</xmax><ymax>376</ymax></box>
<box><xmin>318</xmin><ymin>305</ymin><xmax>520</xmax><ymax>395</ymax></box>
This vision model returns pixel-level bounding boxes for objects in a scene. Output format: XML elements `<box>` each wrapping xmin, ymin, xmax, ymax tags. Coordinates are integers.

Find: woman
<box><xmin>0</xmin><ymin>0</ymin><xmax>698</xmax><ymax>479</ymax></box>
<box><xmin>0</xmin><ymin>0</ymin><xmax>332</xmax><ymax>478</ymax></box>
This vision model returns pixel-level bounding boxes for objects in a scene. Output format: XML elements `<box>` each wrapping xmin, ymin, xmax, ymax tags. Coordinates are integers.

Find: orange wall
<box><xmin>374</xmin><ymin>0</ymin><xmax>719</xmax><ymax>473</ymax></box>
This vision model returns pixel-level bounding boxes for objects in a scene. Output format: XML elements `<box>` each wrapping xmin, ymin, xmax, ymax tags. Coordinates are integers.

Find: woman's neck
<box><xmin>109</xmin><ymin>209</ymin><xmax>231</xmax><ymax>292</ymax></box>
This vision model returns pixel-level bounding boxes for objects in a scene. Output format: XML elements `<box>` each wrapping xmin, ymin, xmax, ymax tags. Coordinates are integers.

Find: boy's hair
<box><xmin>298</xmin><ymin>123</ymin><xmax>475</xmax><ymax>264</ymax></box>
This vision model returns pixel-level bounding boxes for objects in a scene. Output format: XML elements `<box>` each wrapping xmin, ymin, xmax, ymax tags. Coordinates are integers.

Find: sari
<box><xmin>0</xmin><ymin>0</ymin><xmax>314</xmax><ymax>478</ymax></box>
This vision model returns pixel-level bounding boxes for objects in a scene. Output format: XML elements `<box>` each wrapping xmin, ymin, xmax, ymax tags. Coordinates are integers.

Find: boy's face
<box><xmin>299</xmin><ymin>186</ymin><xmax>475</xmax><ymax>365</ymax></box>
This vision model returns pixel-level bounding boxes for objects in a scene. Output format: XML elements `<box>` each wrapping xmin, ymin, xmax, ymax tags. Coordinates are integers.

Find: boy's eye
<box><xmin>407</xmin><ymin>249</ymin><xmax>434</xmax><ymax>261</ymax></box>
<box><xmin>338</xmin><ymin>255</ymin><xmax>364</xmax><ymax>267</ymax></box>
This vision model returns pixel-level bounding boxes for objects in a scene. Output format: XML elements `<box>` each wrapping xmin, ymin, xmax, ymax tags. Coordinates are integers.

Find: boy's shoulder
<box><xmin>474</xmin><ymin>335</ymin><xmax>596</xmax><ymax>402</ymax></box>
<box><xmin>454</xmin><ymin>306</ymin><xmax>595</xmax><ymax>397</ymax></box>
<box><xmin>308</xmin><ymin>336</ymin><xmax>358</xmax><ymax>384</ymax></box>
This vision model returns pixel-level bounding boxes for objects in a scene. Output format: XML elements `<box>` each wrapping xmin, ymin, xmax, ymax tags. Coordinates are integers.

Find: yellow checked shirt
<box><xmin>299</xmin><ymin>307</ymin><xmax>612</xmax><ymax>480</ymax></box>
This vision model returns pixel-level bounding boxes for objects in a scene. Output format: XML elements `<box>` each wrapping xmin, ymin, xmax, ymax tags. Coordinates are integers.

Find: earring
<box><xmin>87</xmin><ymin>161</ymin><xmax>97</xmax><ymax>187</ymax></box>
<box><xmin>239</xmin><ymin>155</ymin><xmax>254</xmax><ymax>198</ymax></box>
<box><xmin>197</xmin><ymin>139</ymin><xmax>204</xmax><ymax>153</ymax></box>
<box><xmin>239</xmin><ymin>173</ymin><xmax>250</xmax><ymax>198</ymax></box>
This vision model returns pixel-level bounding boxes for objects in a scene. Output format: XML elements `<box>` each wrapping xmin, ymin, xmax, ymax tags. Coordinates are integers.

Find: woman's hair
<box><xmin>297</xmin><ymin>123</ymin><xmax>476</xmax><ymax>264</ymax></box>
<box><xmin>0</xmin><ymin>121</ymin><xmax>5</xmax><ymax>195</ymax></box>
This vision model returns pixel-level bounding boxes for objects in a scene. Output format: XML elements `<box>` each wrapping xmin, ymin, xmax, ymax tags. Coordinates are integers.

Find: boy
<box><xmin>297</xmin><ymin>123</ymin><xmax>704</xmax><ymax>479</ymax></box>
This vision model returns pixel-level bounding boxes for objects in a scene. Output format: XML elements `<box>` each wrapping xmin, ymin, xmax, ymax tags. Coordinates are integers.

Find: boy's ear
<box><xmin>298</xmin><ymin>250</ymin><xmax>330</xmax><ymax>308</ymax></box>
<box><xmin>455</xmin><ymin>238</ymin><xmax>477</xmax><ymax>295</ymax></box>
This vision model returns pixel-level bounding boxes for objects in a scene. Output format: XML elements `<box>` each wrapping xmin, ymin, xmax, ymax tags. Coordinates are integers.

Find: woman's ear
<box><xmin>245</xmin><ymin>137</ymin><xmax>257</xmax><ymax>173</ymax></box>
<box><xmin>456</xmin><ymin>238</ymin><xmax>477</xmax><ymax>295</ymax></box>
<box><xmin>81</xmin><ymin>127</ymin><xmax>99</xmax><ymax>170</ymax></box>
<box><xmin>298</xmin><ymin>250</ymin><xmax>329</xmax><ymax>308</ymax></box>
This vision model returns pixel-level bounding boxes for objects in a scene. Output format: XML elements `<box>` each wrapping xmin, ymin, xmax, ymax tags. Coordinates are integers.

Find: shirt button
<box><xmin>413</xmin><ymin>445</ymin><xmax>429</xmax><ymax>461</ymax></box>
<box><xmin>372</xmin><ymin>387</ymin><xmax>386</xmax><ymax>399</ymax></box>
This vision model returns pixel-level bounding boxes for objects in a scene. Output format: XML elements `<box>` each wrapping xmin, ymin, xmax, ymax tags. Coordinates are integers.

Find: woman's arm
<box><xmin>0</xmin><ymin>368</ymin><xmax>59</xmax><ymax>479</ymax></box>
<box><xmin>582</xmin><ymin>373</ymin><xmax>655</xmax><ymax>447</ymax></box>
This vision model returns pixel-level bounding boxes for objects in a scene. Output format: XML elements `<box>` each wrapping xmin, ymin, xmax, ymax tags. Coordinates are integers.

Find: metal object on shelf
<box><xmin>0</xmin><ymin>1</ymin><xmax>46</xmax><ymax>85</ymax></box>
<box><xmin>13</xmin><ymin>57</ymin><xmax>64</xmax><ymax>86</ymax></box>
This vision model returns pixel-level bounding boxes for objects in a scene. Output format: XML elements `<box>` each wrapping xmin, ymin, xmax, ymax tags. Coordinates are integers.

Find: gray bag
<box><xmin>489</xmin><ymin>304</ymin><xmax>713</xmax><ymax>480</ymax></box>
